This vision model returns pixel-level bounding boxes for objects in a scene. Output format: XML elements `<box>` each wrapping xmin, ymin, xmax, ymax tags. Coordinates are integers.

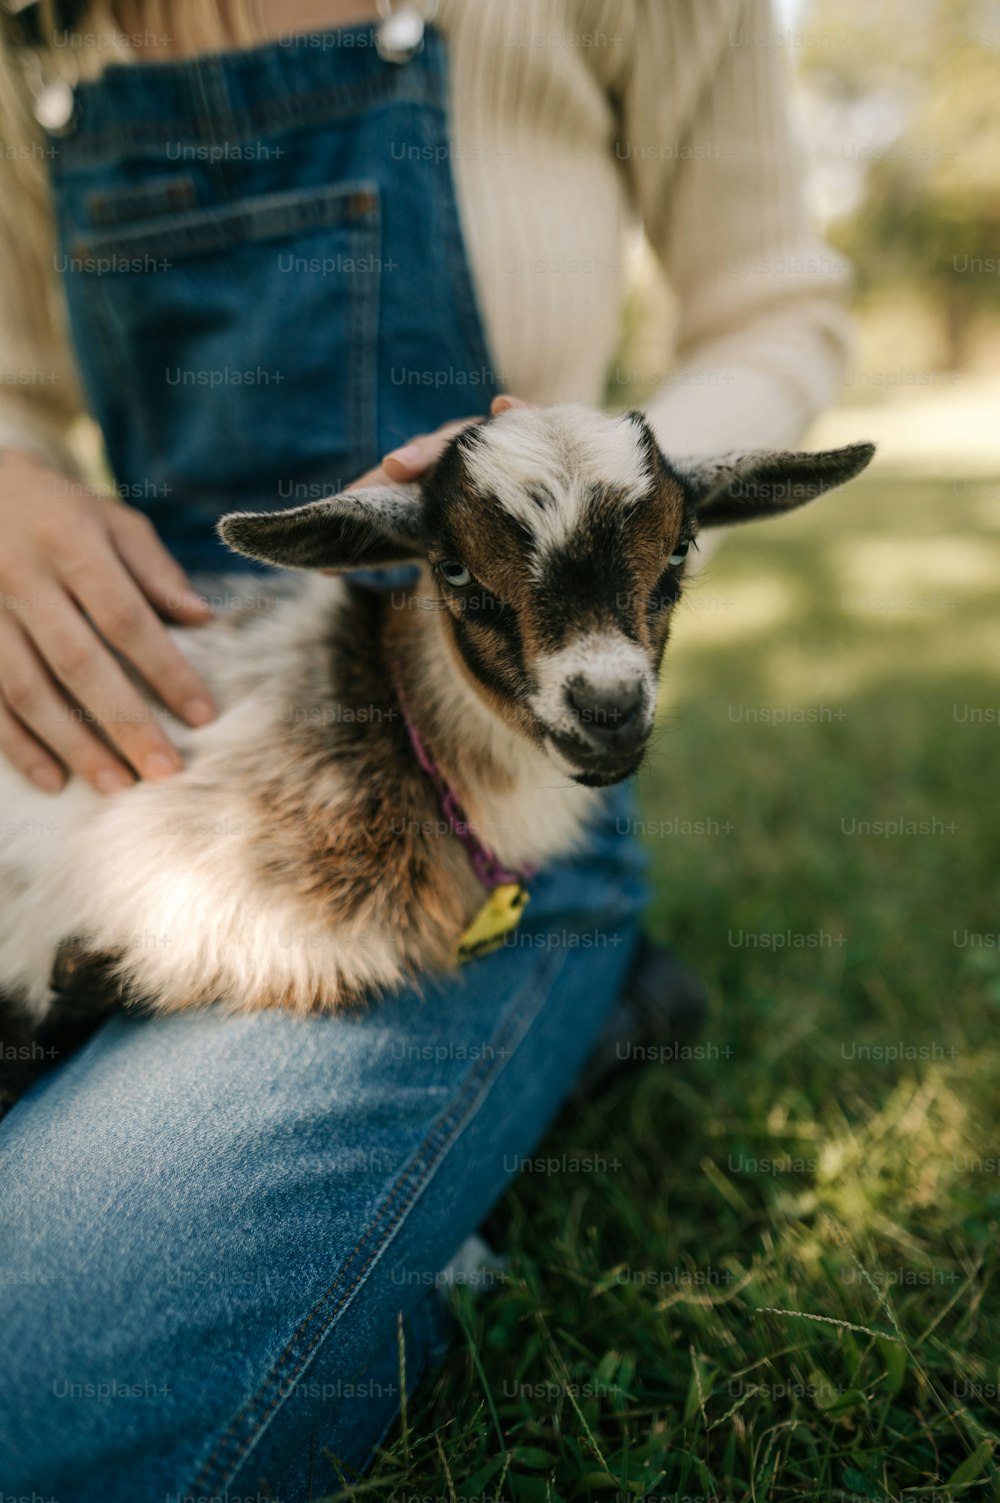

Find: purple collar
<box><xmin>392</xmin><ymin>665</ymin><xmax>531</xmax><ymax>890</ymax></box>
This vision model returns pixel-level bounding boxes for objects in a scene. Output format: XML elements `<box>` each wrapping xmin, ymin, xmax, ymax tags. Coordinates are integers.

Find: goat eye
<box><xmin>439</xmin><ymin>560</ymin><xmax>473</xmax><ymax>588</ymax></box>
<box><xmin>668</xmin><ymin>540</ymin><xmax>690</xmax><ymax>566</ymax></box>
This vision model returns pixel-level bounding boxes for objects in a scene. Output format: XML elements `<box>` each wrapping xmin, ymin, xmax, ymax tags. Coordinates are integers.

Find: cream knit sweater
<box><xmin>0</xmin><ymin>0</ymin><xmax>852</xmax><ymax>483</ymax></box>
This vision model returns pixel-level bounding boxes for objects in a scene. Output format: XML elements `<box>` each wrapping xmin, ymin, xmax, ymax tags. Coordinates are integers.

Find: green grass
<box><xmin>334</xmin><ymin>467</ymin><xmax>1000</xmax><ymax>1503</ymax></box>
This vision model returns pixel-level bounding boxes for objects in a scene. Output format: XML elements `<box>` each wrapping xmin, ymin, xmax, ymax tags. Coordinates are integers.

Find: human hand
<box><xmin>0</xmin><ymin>450</ymin><xmax>218</xmax><ymax>794</ymax></box>
<box><xmin>349</xmin><ymin>393</ymin><xmax>529</xmax><ymax>490</ymax></box>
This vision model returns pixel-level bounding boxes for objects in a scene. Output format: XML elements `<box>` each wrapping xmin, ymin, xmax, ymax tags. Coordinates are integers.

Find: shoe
<box><xmin>576</xmin><ymin>935</ymin><xmax>709</xmax><ymax>1094</ymax></box>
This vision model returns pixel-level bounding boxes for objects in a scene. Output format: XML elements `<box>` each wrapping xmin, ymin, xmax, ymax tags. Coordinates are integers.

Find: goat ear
<box><xmin>677</xmin><ymin>442</ymin><xmax>875</xmax><ymax>529</ymax></box>
<box><xmin>218</xmin><ymin>484</ymin><xmax>423</xmax><ymax>570</ymax></box>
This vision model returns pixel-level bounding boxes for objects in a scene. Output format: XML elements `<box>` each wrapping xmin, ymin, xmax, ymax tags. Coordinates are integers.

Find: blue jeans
<box><xmin>1</xmin><ymin>23</ymin><xmax>649</xmax><ymax>1498</ymax></box>
<box><xmin>0</xmin><ymin>790</ymin><xmax>645</xmax><ymax>1499</ymax></box>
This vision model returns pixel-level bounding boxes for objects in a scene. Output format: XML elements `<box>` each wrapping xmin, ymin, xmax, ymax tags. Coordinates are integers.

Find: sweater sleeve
<box><xmin>0</xmin><ymin>47</ymin><xmax>87</xmax><ymax>475</ymax></box>
<box><xmin>621</xmin><ymin>0</ymin><xmax>854</xmax><ymax>455</ymax></box>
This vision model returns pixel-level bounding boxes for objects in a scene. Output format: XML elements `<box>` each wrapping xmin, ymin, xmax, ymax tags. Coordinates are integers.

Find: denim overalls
<box><xmin>0</xmin><ymin>24</ymin><xmax>648</xmax><ymax>1501</ymax></box>
<box><xmin>50</xmin><ymin>22</ymin><xmax>497</xmax><ymax>573</ymax></box>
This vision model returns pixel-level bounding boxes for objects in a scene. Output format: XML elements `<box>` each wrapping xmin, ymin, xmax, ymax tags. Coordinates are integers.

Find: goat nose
<box><xmin>566</xmin><ymin>678</ymin><xmax>645</xmax><ymax>736</ymax></box>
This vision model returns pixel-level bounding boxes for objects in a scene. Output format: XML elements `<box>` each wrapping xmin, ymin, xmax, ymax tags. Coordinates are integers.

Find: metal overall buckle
<box><xmin>376</xmin><ymin>0</ymin><xmax>439</xmax><ymax>64</ymax></box>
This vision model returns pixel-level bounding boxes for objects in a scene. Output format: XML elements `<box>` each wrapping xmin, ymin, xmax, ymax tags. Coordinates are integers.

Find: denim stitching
<box><xmin>87</xmin><ymin>174</ymin><xmax>199</xmax><ymax>229</ymax></box>
<box><xmin>191</xmin><ymin>52</ymin><xmax>238</xmax><ymax>151</ymax></box>
<box><xmin>65</xmin><ymin>183</ymin><xmax>380</xmax><ymax>512</ymax></box>
<box><xmin>70</xmin><ymin>180</ymin><xmax>379</xmax><ymax>264</ymax></box>
<box><xmin>349</xmin><ymin>189</ymin><xmax>381</xmax><ymax>471</ymax></box>
<box><xmin>189</xmin><ymin>948</ymin><xmax>566</xmax><ymax>1496</ymax></box>
<box><xmin>55</xmin><ymin>75</ymin><xmax>442</xmax><ymax>165</ymax></box>
<box><xmin>195</xmin><ymin>1004</ymin><xmax>536</xmax><ymax>1489</ymax></box>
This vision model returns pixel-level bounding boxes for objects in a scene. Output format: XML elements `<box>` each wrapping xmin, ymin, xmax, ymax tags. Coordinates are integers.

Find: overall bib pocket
<box><xmin>46</xmin><ymin>21</ymin><xmax>498</xmax><ymax>572</ymax></box>
<box><xmin>60</xmin><ymin>179</ymin><xmax>382</xmax><ymax>536</ymax></box>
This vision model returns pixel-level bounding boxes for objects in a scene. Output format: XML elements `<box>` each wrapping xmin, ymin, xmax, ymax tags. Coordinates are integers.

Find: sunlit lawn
<box><xmin>349</xmin><ymin>459</ymin><xmax>1000</xmax><ymax>1503</ymax></box>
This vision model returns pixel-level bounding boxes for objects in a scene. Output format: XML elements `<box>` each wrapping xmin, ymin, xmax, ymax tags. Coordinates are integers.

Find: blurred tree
<box><xmin>801</xmin><ymin>0</ymin><xmax>1000</xmax><ymax>367</ymax></box>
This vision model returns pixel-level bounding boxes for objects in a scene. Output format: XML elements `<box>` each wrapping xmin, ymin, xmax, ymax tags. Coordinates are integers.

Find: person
<box><xmin>0</xmin><ymin>1</ymin><xmax>852</xmax><ymax>1497</ymax></box>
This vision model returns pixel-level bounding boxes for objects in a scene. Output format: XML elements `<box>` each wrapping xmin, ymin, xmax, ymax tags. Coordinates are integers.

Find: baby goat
<box><xmin>0</xmin><ymin>405</ymin><xmax>873</xmax><ymax>1030</ymax></box>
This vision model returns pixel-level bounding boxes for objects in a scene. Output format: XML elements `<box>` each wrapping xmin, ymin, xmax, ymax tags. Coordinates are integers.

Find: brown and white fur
<box><xmin>0</xmin><ymin>405</ymin><xmax>873</xmax><ymax>1027</ymax></box>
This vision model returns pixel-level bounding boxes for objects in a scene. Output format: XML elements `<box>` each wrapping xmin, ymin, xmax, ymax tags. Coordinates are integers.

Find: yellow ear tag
<box><xmin>455</xmin><ymin>882</ymin><xmax>530</xmax><ymax>965</ymax></box>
